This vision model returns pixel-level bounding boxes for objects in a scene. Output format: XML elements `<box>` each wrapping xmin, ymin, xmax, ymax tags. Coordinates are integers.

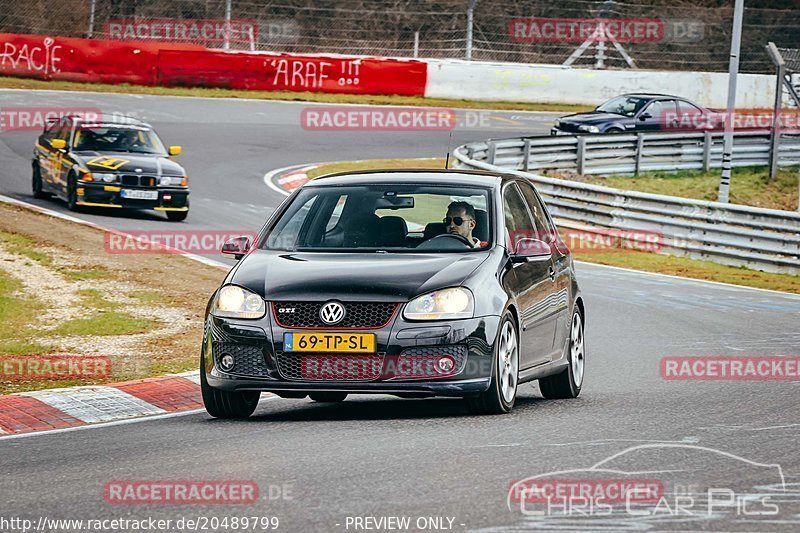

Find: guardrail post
<box><xmin>703</xmin><ymin>132</ymin><xmax>713</xmax><ymax>172</ymax></box>
<box><xmin>487</xmin><ymin>141</ymin><xmax>497</xmax><ymax>165</ymax></box>
<box><xmin>634</xmin><ymin>134</ymin><xmax>645</xmax><ymax>176</ymax></box>
<box><xmin>523</xmin><ymin>139</ymin><xmax>531</xmax><ymax>171</ymax></box>
<box><xmin>576</xmin><ymin>137</ymin><xmax>587</xmax><ymax>175</ymax></box>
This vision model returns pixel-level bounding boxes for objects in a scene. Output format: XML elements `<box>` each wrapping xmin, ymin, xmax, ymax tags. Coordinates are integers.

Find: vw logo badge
<box><xmin>319</xmin><ymin>301</ymin><xmax>345</xmax><ymax>325</ymax></box>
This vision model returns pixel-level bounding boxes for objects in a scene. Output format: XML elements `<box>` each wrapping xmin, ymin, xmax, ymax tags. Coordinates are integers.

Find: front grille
<box><xmin>121</xmin><ymin>175</ymin><xmax>156</xmax><ymax>187</ymax></box>
<box><xmin>273</xmin><ymin>302</ymin><xmax>398</xmax><ymax>329</ymax></box>
<box><xmin>276</xmin><ymin>353</ymin><xmax>383</xmax><ymax>381</ymax></box>
<box><xmin>213</xmin><ymin>342</ymin><xmax>268</xmax><ymax>376</ymax></box>
<box><xmin>557</xmin><ymin>122</ymin><xmax>581</xmax><ymax>133</ymax></box>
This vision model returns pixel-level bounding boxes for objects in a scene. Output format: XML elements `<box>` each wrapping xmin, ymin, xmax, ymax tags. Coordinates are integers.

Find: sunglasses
<box><xmin>443</xmin><ymin>216</ymin><xmax>472</xmax><ymax>226</ymax></box>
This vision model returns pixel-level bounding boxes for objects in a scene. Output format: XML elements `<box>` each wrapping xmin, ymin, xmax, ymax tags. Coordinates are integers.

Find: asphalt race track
<box><xmin>1</xmin><ymin>90</ymin><xmax>800</xmax><ymax>531</ymax></box>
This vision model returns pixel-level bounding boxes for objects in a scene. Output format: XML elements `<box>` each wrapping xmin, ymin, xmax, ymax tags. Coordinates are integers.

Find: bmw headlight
<box><xmin>159</xmin><ymin>176</ymin><xmax>186</xmax><ymax>186</ymax></box>
<box><xmin>403</xmin><ymin>287</ymin><xmax>474</xmax><ymax>321</ymax></box>
<box><xmin>96</xmin><ymin>173</ymin><xmax>117</xmax><ymax>183</ymax></box>
<box><xmin>211</xmin><ymin>285</ymin><xmax>265</xmax><ymax>319</ymax></box>
<box><xmin>578</xmin><ymin>125</ymin><xmax>600</xmax><ymax>133</ymax></box>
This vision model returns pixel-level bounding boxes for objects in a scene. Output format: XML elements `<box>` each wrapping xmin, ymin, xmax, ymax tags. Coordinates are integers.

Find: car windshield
<box><xmin>261</xmin><ymin>183</ymin><xmax>492</xmax><ymax>252</ymax></box>
<box><xmin>596</xmin><ymin>96</ymin><xmax>649</xmax><ymax>117</ymax></box>
<box><xmin>73</xmin><ymin>125</ymin><xmax>167</xmax><ymax>154</ymax></box>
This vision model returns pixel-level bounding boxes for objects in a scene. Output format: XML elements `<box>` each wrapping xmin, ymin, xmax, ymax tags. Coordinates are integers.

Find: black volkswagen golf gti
<box><xmin>201</xmin><ymin>170</ymin><xmax>585</xmax><ymax>417</ymax></box>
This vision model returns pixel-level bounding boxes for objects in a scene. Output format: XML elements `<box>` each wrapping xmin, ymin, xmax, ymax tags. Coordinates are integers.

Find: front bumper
<box><xmin>202</xmin><ymin>310</ymin><xmax>501</xmax><ymax>398</ymax></box>
<box><xmin>76</xmin><ymin>182</ymin><xmax>189</xmax><ymax>211</ymax></box>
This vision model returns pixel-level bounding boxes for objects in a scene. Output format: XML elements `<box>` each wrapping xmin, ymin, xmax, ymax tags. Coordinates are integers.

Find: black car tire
<box><xmin>309</xmin><ymin>392</ymin><xmax>348</xmax><ymax>403</ymax></box>
<box><xmin>606</xmin><ymin>127</ymin><xmax>624</xmax><ymax>134</ymax></box>
<box><xmin>465</xmin><ymin>311</ymin><xmax>519</xmax><ymax>415</ymax></box>
<box><xmin>32</xmin><ymin>163</ymin><xmax>49</xmax><ymax>199</ymax></box>
<box><xmin>66</xmin><ymin>173</ymin><xmax>81</xmax><ymax>212</ymax></box>
<box><xmin>200</xmin><ymin>358</ymin><xmax>260</xmax><ymax>419</ymax></box>
<box><xmin>166</xmin><ymin>210</ymin><xmax>189</xmax><ymax>222</ymax></box>
<box><xmin>539</xmin><ymin>307</ymin><xmax>585</xmax><ymax>399</ymax></box>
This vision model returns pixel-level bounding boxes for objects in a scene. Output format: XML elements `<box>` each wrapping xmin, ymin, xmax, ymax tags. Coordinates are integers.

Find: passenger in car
<box><xmin>444</xmin><ymin>201</ymin><xmax>488</xmax><ymax>248</ymax></box>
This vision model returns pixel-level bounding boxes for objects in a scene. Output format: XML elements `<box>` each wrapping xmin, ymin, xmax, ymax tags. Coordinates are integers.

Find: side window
<box><xmin>502</xmin><ymin>184</ymin><xmax>536</xmax><ymax>250</ymax></box>
<box><xmin>518</xmin><ymin>182</ymin><xmax>555</xmax><ymax>242</ymax></box>
<box><xmin>267</xmin><ymin>195</ymin><xmax>318</xmax><ymax>250</ymax></box>
<box><xmin>643</xmin><ymin>100</ymin><xmax>676</xmax><ymax>122</ymax></box>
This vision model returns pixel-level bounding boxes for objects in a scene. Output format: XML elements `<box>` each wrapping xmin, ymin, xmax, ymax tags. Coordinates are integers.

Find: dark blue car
<box><xmin>551</xmin><ymin>93</ymin><xmax>714</xmax><ymax>135</ymax></box>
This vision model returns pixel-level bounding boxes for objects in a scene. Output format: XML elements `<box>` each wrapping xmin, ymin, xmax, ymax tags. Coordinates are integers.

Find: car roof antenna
<box><xmin>444</xmin><ymin>130</ymin><xmax>453</xmax><ymax>169</ymax></box>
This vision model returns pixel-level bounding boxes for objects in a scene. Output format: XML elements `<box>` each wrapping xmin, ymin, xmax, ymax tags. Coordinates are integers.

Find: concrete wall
<box><xmin>424</xmin><ymin>59</ymin><xmax>775</xmax><ymax>108</ymax></box>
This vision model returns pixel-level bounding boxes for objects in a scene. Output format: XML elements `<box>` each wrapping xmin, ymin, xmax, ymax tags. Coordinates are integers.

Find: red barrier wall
<box><xmin>0</xmin><ymin>33</ymin><xmax>427</xmax><ymax>96</ymax></box>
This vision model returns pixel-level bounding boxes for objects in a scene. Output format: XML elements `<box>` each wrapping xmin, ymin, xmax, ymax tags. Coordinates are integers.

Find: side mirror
<box><xmin>511</xmin><ymin>238</ymin><xmax>551</xmax><ymax>263</ymax></box>
<box><xmin>221</xmin><ymin>236</ymin><xmax>252</xmax><ymax>260</ymax></box>
<box><xmin>168</xmin><ymin>145</ymin><xmax>182</xmax><ymax>156</ymax></box>
<box><xmin>638</xmin><ymin>113</ymin><xmax>652</xmax><ymax>121</ymax></box>
<box><xmin>51</xmin><ymin>139</ymin><xmax>67</xmax><ymax>150</ymax></box>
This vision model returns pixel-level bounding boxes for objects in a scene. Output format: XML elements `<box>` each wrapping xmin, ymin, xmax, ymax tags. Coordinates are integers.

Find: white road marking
<box><xmin>0</xmin><ymin>395</ymin><xmax>279</xmax><ymax>442</ymax></box>
<box><xmin>20</xmin><ymin>386</ymin><xmax>166</xmax><ymax>424</ymax></box>
<box><xmin>169</xmin><ymin>370</ymin><xmax>201</xmax><ymax>384</ymax></box>
<box><xmin>0</xmin><ymin>194</ymin><xmax>230</xmax><ymax>270</ymax></box>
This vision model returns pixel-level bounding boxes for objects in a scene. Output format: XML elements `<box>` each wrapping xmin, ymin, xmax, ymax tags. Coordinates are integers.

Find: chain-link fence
<box><xmin>2</xmin><ymin>0</ymin><xmax>800</xmax><ymax>73</ymax></box>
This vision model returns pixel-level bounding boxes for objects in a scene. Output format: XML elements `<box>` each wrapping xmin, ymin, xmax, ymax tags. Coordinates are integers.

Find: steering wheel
<box><xmin>419</xmin><ymin>232</ymin><xmax>473</xmax><ymax>249</ymax></box>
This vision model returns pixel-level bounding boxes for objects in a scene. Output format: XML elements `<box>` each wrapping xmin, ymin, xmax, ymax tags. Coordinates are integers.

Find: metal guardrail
<box><xmin>454</xmin><ymin>135</ymin><xmax>800</xmax><ymax>275</ymax></box>
<box><xmin>464</xmin><ymin>131</ymin><xmax>800</xmax><ymax>176</ymax></box>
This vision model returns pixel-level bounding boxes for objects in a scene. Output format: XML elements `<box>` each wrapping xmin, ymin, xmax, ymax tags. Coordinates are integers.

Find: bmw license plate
<box><xmin>120</xmin><ymin>189</ymin><xmax>158</xmax><ymax>200</ymax></box>
<box><xmin>284</xmin><ymin>332</ymin><xmax>375</xmax><ymax>353</ymax></box>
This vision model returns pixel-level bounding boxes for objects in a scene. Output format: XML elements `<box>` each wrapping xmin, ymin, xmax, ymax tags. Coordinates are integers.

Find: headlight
<box><xmin>83</xmin><ymin>172</ymin><xmax>116</xmax><ymax>183</ymax></box>
<box><xmin>159</xmin><ymin>176</ymin><xmax>186</xmax><ymax>186</ymax></box>
<box><xmin>578</xmin><ymin>125</ymin><xmax>600</xmax><ymax>133</ymax></box>
<box><xmin>403</xmin><ymin>287</ymin><xmax>474</xmax><ymax>321</ymax></box>
<box><xmin>211</xmin><ymin>285</ymin><xmax>265</xmax><ymax>319</ymax></box>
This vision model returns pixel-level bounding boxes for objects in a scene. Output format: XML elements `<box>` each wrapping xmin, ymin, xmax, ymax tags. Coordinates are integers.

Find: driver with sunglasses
<box><xmin>444</xmin><ymin>201</ymin><xmax>486</xmax><ymax>248</ymax></box>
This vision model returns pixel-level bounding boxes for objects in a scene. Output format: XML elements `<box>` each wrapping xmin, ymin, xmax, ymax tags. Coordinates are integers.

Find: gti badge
<box><xmin>319</xmin><ymin>301</ymin><xmax>345</xmax><ymax>325</ymax></box>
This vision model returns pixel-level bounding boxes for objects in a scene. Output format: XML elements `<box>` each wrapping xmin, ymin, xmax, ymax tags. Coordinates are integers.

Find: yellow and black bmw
<box><xmin>32</xmin><ymin>115</ymin><xmax>190</xmax><ymax>221</ymax></box>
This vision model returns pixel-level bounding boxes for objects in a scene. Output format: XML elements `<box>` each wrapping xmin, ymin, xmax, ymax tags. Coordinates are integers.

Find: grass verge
<box><xmin>53</xmin><ymin>311</ymin><xmax>152</xmax><ymax>337</ymax></box>
<box><xmin>301</xmin><ymin>158</ymin><xmax>800</xmax><ymax>293</ymax></box>
<box><xmin>0</xmin><ymin>202</ymin><xmax>225</xmax><ymax>394</ymax></box>
<box><xmin>576</xmin><ymin>166</ymin><xmax>800</xmax><ymax>211</ymax></box>
<box><xmin>0</xmin><ymin>76</ymin><xmax>590</xmax><ymax>113</ymax></box>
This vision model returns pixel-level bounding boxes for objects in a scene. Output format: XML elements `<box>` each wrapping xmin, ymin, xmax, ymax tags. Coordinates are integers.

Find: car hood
<box><xmin>228</xmin><ymin>250</ymin><xmax>490</xmax><ymax>301</ymax></box>
<box><xmin>73</xmin><ymin>152</ymin><xmax>185</xmax><ymax>175</ymax></box>
<box><xmin>559</xmin><ymin>111</ymin><xmax>630</xmax><ymax>125</ymax></box>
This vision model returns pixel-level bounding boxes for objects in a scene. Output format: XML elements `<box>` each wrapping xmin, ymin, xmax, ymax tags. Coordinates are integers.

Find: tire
<box><xmin>309</xmin><ymin>392</ymin><xmax>348</xmax><ymax>403</ymax></box>
<box><xmin>200</xmin><ymin>357</ymin><xmax>260</xmax><ymax>419</ymax></box>
<box><xmin>66</xmin><ymin>173</ymin><xmax>80</xmax><ymax>212</ymax></box>
<box><xmin>32</xmin><ymin>163</ymin><xmax>48</xmax><ymax>199</ymax></box>
<box><xmin>539</xmin><ymin>307</ymin><xmax>585</xmax><ymax>399</ymax></box>
<box><xmin>166</xmin><ymin>210</ymin><xmax>189</xmax><ymax>222</ymax></box>
<box><xmin>465</xmin><ymin>312</ymin><xmax>519</xmax><ymax>415</ymax></box>
<box><xmin>605</xmin><ymin>128</ymin><xmax>624</xmax><ymax>134</ymax></box>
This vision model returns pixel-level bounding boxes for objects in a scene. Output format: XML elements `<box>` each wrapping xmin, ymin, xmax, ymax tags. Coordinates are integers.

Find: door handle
<box><xmin>548</xmin><ymin>266</ymin><xmax>556</xmax><ymax>281</ymax></box>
